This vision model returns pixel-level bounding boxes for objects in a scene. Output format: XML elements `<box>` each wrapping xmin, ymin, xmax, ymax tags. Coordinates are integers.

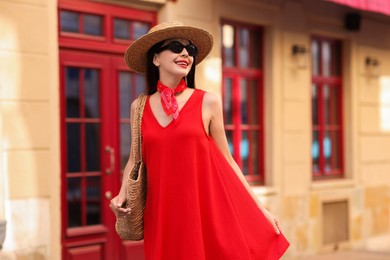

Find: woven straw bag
<box><xmin>115</xmin><ymin>95</ymin><xmax>147</xmax><ymax>240</ymax></box>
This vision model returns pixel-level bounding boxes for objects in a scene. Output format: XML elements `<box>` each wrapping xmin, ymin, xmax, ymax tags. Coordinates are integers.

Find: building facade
<box><xmin>0</xmin><ymin>0</ymin><xmax>390</xmax><ymax>259</ymax></box>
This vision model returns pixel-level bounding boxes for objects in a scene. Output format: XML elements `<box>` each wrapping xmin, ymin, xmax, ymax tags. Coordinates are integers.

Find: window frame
<box><xmin>311</xmin><ymin>36</ymin><xmax>344</xmax><ymax>180</ymax></box>
<box><xmin>59</xmin><ymin>0</ymin><xmax>156</xmax><ymax>55</ymax></box>
<box><xmin>221</xmin><ymin>19</ymin><xmax>264</xmax><ymax>184</ymax></box>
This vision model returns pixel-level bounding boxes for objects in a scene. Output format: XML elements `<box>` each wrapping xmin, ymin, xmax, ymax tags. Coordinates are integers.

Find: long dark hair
<box><xmin>145</xmin><ymin>40</ymin><xmax>196</xmax><ymax>95</ymax></box>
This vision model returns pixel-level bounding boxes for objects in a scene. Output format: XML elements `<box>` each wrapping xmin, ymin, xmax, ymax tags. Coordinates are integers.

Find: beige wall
<box><xmin>0</xmin><ymin>0</ymin><xmax>389</xmax><ymax>259</ymax></box>
<box><xmin>0</xmin><ymin>0</ymin><xmax>60</xmax><ymax>259</ymax></box>
<box><xmin>160</xmin><ymin>0</ymin><xmax>390</xmax><ymax>257</ymax></box>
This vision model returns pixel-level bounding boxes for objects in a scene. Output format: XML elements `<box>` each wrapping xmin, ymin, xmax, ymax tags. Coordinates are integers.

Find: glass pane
<box><xmin>135</xmin><ymin>74</ymin><xmax>146</xmax><ymax>96</ymax></box>
<box><xmin>239</xmin><ymin>28</ymin><xmax>250</xmax><ymax>68</ymax></box>
<box><xmin>222</xmin><ymin>24</ymin><xmax>235</xmax><ymax>67</ymax></box>
<box><xmin>86</xmin><ymin>176</ymin><xmax>101</xmax><ymax>225</ymax></box>
<box><xmin>224</xmin><ymin>78</ymin><xmax>233</xmax><ymax>124</ymax></box>
<box><xmin>311</xmin><ymin>40</ymin><xmax>320</xmax><ymax>76</ymax></box>
<box><xmin>226</xmin><ymin>130</ymin><xmax>234</xmax><ymax>155</ymax></box>
<box><xmin>133</xmin><ymin>21</ymin><xmax>150</xmax><ymax>39</ymax></box>
<box><xmin>324</xmin><ymin>131</ymin><xmax>341</xmax><ymax>172</ymax></box>
<box><xmin>67</xmin><ymin>177</ymin><xmax>82</xmax><ymax>227</ymax></box>
<box><xmin>66</xmin><ymin>67</ymin><xmax>80</xmax><ymax>118</ymax></box>
<box><xmin>324</xmin><ymin>85</ymin><xmax>340</xmax><ymax>125</ymax></box>
<box><xmin>119</xmin><ymin>71</ymin><xmax>132</xmax><ymax>119</ymax></box>
<box><xmin>312</xmin><ymin>84</ymin><xmax>319</xmax><ymax>125</ymax></box>
<box><xmin>312</xmin><ymin>131</ymin><xmax>320</xmax><ymax>173</ymax></box>
<box><xmin>251</xmin><ymin>29</ymin><xmax>261</xmax><ymax>68</ymax></box>
<box><xmin>240</xmin><ymin>79</ymin><xmax>248</xmax><ymax>124</ymax></box>
<box><xmin>61</xmin><ymin>10</ymin><xmax>79</xmax><ymax>33</ymax></box>
<box><xmin>241</xmin><ymin>131</ymin><xmax>249</xmax><ymax>175</ymax></box>
<box><xmin>250</xmin><ymin>130</ymin><xmax>259</xmax><ymax>176</ymax></box>
<box><xmin>249</xmin><ymin>79</ymin><xmax>259</xmax><ymax>124</ymax></box>
<box><xmin>84</xmin><ymin>69</ymin><xmax>100</xmax><ymax>118</ymax></box>
<box><xmin>67</xmin><ymin>123</ymin><xmax>81</xmax><ymax>173</ymax></box>
<box><xmin>322</xmin><ymin>41</ymin><xmax>331</xmax><ymax>76</ymax></box>
<box><xmin>120</xmin><ymin>123</ymin><xmax>131</xmax><ymax>170</ymax></box>
<box><xmin>330</xmin><ymin>86</ymin><xmax>340</xmax><ymax>124</ymax></box>
<box><xmin>86</xmin><ymin>123</ymin><xmax>100</xmax><ymax>172</ymax></box>
<box><xmin>331</xmin><ymin>42</ymin><xmax>341</xmax><ymax>76</ymax></box>
<box><xmin>84</xmin><ymin>14</ymin><xmax>103</xmax><ymax>36</ymax></box>
<box><xmin>114</xmin><ymin>18</ymin><xmax>130</xmax><ymax>39</ymax></box>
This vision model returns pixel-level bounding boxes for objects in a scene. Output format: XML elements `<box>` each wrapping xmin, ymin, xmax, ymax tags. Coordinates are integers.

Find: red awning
<box><xmin>327</xmin><ymin>0</ymin><xmax>390</xmax><ymax>16</ymax></box>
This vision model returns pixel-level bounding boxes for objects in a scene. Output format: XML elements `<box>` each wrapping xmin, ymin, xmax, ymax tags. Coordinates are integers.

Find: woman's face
<box><xmin>153</xmin><ymin>38</ymin><xmax>195</xmax><ymax>79</ymax></box>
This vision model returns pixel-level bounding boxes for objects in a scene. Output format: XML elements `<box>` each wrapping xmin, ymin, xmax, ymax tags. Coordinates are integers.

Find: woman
<box><xmin>110</xmin><ymin>21</ymin><xmax>290</xmax><ymax>259</ymax></box>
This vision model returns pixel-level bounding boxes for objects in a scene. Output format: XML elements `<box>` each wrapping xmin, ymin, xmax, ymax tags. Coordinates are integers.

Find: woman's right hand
<box><xmin>109</xmin><ymin>193</ymin><xmax>131</xmax><ymax>217</ymax></box>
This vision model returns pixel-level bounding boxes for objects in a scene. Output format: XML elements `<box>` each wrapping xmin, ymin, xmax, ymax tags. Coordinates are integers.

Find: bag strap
<box><xmin>132</xmin><ymin>95</ymin><xmax>147</xmax><ymax>162</ymax></box>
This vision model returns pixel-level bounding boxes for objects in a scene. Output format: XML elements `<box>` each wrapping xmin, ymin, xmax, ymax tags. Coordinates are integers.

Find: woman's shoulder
<box><xmin>199</xmin><ymin>90</ymin><xmax>222</xmax><ymax>109</ymax></box>
<box><xmin>130</xmin><ymin>98</ymin><xmax>138</xmax><ymax>111</ymax></box>
<box><xmin>131</xmin><ymin>94</ymin><xmax>149</xmax><ymax>111</ymax></box>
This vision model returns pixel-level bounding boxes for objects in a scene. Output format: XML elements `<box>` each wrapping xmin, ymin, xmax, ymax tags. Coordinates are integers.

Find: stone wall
<box><xmin>0</xmin><ymin>0</ymin><xmax>60</xmax><ymax>259</ymax></box>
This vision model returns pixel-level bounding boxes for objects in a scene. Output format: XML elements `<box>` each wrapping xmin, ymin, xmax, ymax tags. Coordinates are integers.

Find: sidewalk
<box><xmin>290</xmin><ymin>234</ymin><xmax>390</xmax><ymax>260</ymax></box>
<box><xmin>297</xmin><ymin>250</ymin><xmax>390</xmax><ymax>260</ymax></box>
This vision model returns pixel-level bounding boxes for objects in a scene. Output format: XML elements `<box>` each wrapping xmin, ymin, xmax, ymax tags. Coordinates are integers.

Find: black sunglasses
<box><xmin>158</xmin><ymin>41</ymin><xmax>198</xmax><ymax>57</ymax></box>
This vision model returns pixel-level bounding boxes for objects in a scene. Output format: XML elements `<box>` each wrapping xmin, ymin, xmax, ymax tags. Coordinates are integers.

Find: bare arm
<box><xmin>202</xmin><ymin>92</ymin><xmax>282</xmax><ymax>234</ymax></box>
<box><xmin>109</xmin><ymin>98</ymin><xmax>138</xmax><ymax>217</ymax></box>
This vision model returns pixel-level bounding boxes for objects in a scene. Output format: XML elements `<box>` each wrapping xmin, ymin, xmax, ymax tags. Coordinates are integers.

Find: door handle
<box><xmin>105</xmin><ymin>191</ymin><xmax>112</xmax><ymax>200</ymax></box>
<box><xmin>105</xmin><ymin>145</ymin><xmax>115</xmax><ymax>175</ymax></box>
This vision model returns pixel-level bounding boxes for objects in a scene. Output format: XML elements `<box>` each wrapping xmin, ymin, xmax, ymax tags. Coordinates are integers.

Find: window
<box><xmin>113</xmin><ymin>19</ymin><xmax>150</xmax><ymax>41</ymax></box>
<box><xmin>59</xmin><ymin>0</ymin><xmax>155</xmax><ymax>55</ymax></box>
<box><xmin>60</xmin><ymin>10</ymin><xmax>103</xmax><ymax>36</ymax></box>
<box><xmin>221</xmin><ymin>21</ymin><xmax>264</xmax><ymax>183</ymax></box>
<box><xmin>65</xmin><ymin>66</ymin><xmax>102</xmax><ymax>228</ymax></box>
<box><xmin>118</xmin><ymin>71</ymin><xmax>145</xmax><ymax>170</ymax></box>
<box><xmin>311</xmin><ymin>37</ymin><xmax>343</xmax><ymax>179</ymax></box>
<box><xmin>59</xmin><ymin>9</ymin><xmax>152</xmax><ymax>41</ymax></box>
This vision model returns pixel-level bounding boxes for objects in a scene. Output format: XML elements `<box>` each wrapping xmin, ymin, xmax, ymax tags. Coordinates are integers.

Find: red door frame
<box><xmin>60</xmin><ymin>50</ymin><xmax>115</xmax><ymax>259</ymax></box>
<box><xmin>59</xmin><ymin>1</ymin><xmax>156</xmax><ymax>259</ymax></box>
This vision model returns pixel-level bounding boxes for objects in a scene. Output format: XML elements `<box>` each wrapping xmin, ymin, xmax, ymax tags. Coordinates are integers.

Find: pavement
<box><xmin>287</xmin><ymin>234</ymin><xmax>390</xmax><ymax>259</ymax></box>
<box><xmin>296</xmin><ymin>250</ymin><xmax>390</xmax><ymax>260</ymax></box>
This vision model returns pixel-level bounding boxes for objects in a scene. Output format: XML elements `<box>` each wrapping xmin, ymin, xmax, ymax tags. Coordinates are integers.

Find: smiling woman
<box><xmin>110</xmin><ymin>21</ymin><xmax>289</xmax><ymax>260</ymax></box>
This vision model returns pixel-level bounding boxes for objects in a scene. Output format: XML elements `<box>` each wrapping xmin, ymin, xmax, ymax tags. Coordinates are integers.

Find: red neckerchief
<box><xmin>157</xmin><ymin>79</ymin><xmax>187</xmax><ymax>120</ymax></box>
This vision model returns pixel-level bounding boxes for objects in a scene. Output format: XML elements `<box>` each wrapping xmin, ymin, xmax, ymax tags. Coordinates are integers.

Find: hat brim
<box><xmin>124</xmin><ymin>25</ymin><xmax>213</xmax><ymax>73</ymax></box>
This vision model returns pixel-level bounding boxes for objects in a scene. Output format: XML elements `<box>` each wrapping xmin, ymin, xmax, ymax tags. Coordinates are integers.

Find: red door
<box><xmin>59</xmin><ymin>1</ymin><xmax>155</xmax><ymax>259</ymax></box>
<box><xmin>60</xmin><ymin>51</ymin><xmax>146</xmax><ymax>260</ymax></box>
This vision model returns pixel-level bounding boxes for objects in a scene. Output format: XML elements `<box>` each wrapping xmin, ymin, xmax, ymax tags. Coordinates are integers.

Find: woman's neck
<box><xmin>159</xmin><ymin>75</ymin><xmax>183</xmax><ymax>89</ymax></box>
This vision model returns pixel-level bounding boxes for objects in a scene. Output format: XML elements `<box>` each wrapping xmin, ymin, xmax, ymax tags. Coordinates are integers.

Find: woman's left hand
<box><xmin>262</xmin><ymin>208</ymin><xmax>282</xmax><ymax>235</ymax></box>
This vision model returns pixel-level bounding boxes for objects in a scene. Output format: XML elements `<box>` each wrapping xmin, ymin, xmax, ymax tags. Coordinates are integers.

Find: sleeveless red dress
<box><xmin>142</xmin><ymin>89</ymin><xmax>290</xmax><ymax>259</ymax></box>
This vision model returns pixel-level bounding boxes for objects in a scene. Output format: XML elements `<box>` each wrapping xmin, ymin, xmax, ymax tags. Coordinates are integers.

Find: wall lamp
<box><xmin>291</xmin><ymin>44</ymin><xmax>308</xmax><ymax>69</ymax></box>
<box><xmin>365</xmin><ymin>56</ymin><xmax>380</xmax><ymax>77</ymax></box>
<box><xmin>365</xmin><ymin>57</ymin><xmax>379</xmax><ymax>67</ymax></box>
<box><xmin>292</xmin><ymin>44</ymin><xmax>307</xmax><ymax>55</ymax></box>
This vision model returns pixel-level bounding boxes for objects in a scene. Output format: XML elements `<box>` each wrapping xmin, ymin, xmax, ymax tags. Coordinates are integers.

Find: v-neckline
<box><xmin>147</xmin><ymin>89</ymin><xmax>196</xmax><ymax>129</ymax></box>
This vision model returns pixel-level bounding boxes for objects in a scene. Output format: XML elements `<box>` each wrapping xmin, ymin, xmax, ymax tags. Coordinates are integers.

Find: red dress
<box><xmin>142</xmin><ymin>89</ymin><xmax>290</xmax><ymax>259</ymax></box>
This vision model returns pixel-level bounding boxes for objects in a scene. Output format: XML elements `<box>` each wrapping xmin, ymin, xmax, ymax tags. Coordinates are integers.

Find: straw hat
<box><xmin>124</xmin><ymin>21</ymin><xmax>213</xmax><ymax>73</ymax></box>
